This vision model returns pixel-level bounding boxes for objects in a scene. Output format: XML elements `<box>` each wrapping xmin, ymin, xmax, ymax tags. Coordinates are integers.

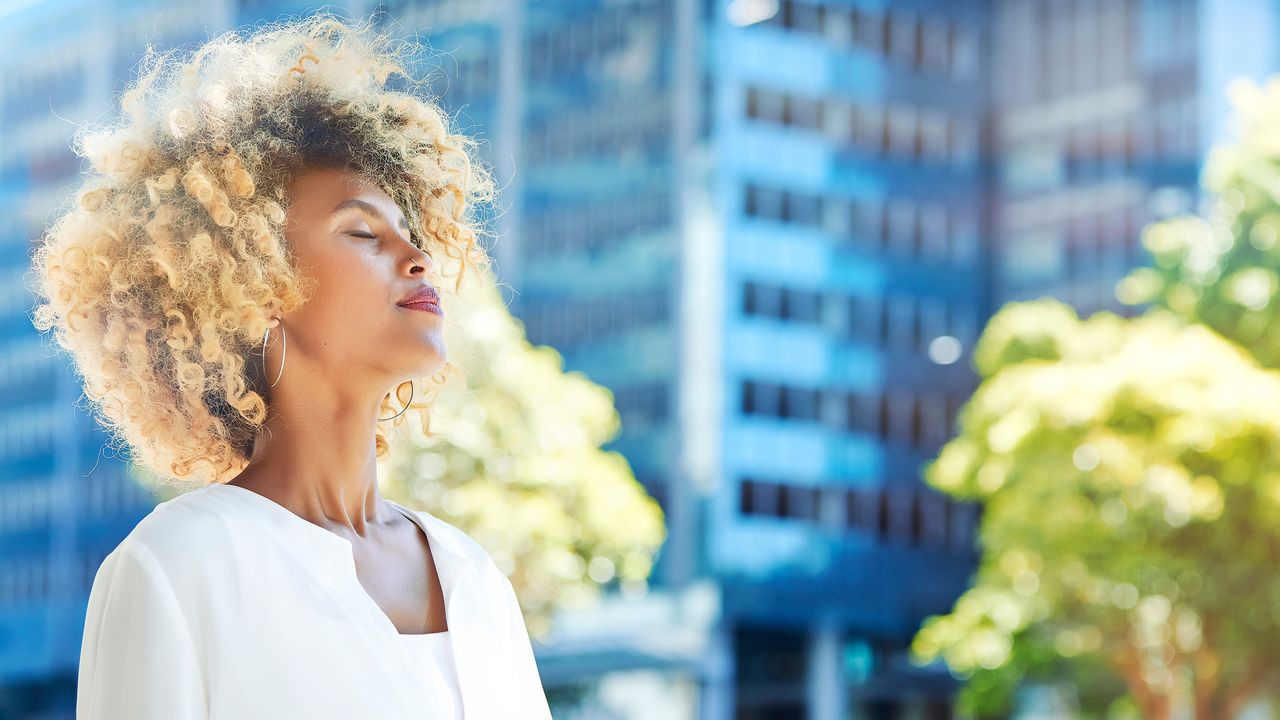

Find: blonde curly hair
<box><xmin>27</xmin><ymin>13</ymin><xmax>497</xmax><ymax>487</ymax></box>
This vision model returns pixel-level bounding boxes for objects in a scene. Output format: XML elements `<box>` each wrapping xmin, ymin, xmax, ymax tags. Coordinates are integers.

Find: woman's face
<box><xmin>277</xmin><ymin>166</ymin><xmax>444</xmax><ymax>393</ymax></box>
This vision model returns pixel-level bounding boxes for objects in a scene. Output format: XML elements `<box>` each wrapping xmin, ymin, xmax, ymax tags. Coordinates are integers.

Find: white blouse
<box><xmin>397</xmin><ymin>630</ymin><xmax>462</xmax><ymax>720</ymax></box>
<box><xmin>76</xmin><ymin>482</ymin><xmax>554</xmax><ymax>719</ymax></box>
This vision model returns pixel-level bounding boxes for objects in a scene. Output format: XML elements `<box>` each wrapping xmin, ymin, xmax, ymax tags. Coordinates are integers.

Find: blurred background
<box><xmin>6</xmin><ymin>0</ymin><xmax>1280</xmax><ymax>718</ymax></box>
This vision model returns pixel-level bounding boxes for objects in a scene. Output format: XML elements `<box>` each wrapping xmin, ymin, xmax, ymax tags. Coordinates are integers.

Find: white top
<box><xmin>76</xmin><ymin>482</ymin><xmax>554</xmax><ymax>719</ymax></box>
<box><xmin>397</xmin><ymin>630</ymin><xmax>463</xmax><ymax>720</ymax></box>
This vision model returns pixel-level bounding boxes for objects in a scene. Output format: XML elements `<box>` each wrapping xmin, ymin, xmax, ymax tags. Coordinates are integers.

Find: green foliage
<box><xmin>1118</xmin><ymin>77</ymin><xmax>1280</xmax><ymax>369</ymax></box>
<box><xmin>915</xmin><ymin>77</ymin><xmax>1280</xmax><ymax>718</ymax></box>
<box><xmin>379</xmin><ymin>271</ymin><xmax>667</xmax><ymax>638</ymax></box>
<box><xmin>914</xmin><ymin>300</ymin><xmax>1280</xmax><ymax>717</ymax></box>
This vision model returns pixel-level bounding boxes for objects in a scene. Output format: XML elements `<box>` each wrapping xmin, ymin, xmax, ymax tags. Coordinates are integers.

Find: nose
<box><xmin>401</xmin><ymin>235</ymin><xmax>432</xmax><ymax>275</ymax></box>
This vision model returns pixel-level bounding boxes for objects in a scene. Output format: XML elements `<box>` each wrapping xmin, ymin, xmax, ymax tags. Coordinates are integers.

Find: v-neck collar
<box><xmin>206</xmin><ymin>482</ymin><xmax>476</xmax><ymax>610</ymax></box>
<box><xmin>180</xmin><ymin>482</ymin><xmax>529</xmax><ymax>718</ymax></box>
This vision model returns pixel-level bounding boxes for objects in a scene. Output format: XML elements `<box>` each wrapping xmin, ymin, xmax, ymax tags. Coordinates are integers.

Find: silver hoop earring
<box><xmin>262</xmin><ymin>323</ymin><xmax>285</xmax><ymax>388</ymax></box>
<box><xmin>261</xmin><ymin>322</ymin><xmax>414</xmax><ymax>422</ymax></box>
<box><xmin>379</xmin><ymin>383</ymin><xmax>414</xmax><ymax>422</ymax></box>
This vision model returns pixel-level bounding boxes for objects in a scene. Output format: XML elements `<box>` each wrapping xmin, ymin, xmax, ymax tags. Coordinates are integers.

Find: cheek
<box><xmin>307</xmin><ymin>251</ymin><xmax>391</xmax><ymax>314</ymax></box>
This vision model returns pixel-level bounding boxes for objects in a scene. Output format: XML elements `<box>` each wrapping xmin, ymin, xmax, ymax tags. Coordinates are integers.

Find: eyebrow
<box><xmin>330</xmin><ymin>198</ymin><xmax>411</xmax><ymax>231</ymax></box>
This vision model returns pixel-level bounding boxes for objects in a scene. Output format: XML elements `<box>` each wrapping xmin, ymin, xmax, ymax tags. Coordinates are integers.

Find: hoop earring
<box><xmin>379</xmin><ymin>382</ymin><xmax>414</xmax><ymax>422</ymax></box>
<box><xmin>261</xmin><ymin>322</ymin><xmax>414</xmax><ymax>421</ymax></box>
<box><xmin>262</xmin><ymin>323</ymin><xmax>285</xmax><ymax>388</ymax></box>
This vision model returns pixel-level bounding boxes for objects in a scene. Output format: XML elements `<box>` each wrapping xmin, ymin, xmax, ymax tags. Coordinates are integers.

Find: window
<box><xmin>920</xmin><ymin>393</ymin><xmax>951</xmax><ymax>448</ymax></box>
<box><xmin>945</xmin><ymin>396</ymin><xmax>962</xmax><ymax>436</ymax></box>
<box><xmin>745</xmin><ymin>86</ymin><xmax>760</xmax><ymax>119</ymax></box>
<box><xmin>782</xmin><ymin>288</ymin><xmax>821</xmax><ymax>323</ymax></box>
<box><xmin>614</xmin><ymin>383</ymin><xmax>669</xmax><ymax>430</ymax></box>
<box><xmin>1064</xmin><ymin>215</ymin><xmax>1086</xmax><ymax>279</ymax></box>
<box><xmin>910</xmin><ymin>491</ymin><xmax>924</xmax><ymax>542</ymax></box>
<box><xmin>877</xmin><ymin>489</ymin><xmax>892</xmax><ymax>536</ymax></box>
<box><xmin>921</xmin><ymin>19</ymin><xmax>950</xmax><ymax>72</ymax></box>
<box><xmin>744</xmin><ymin>183</ymin><xmax>824</xmax><ymax>228</ymax></box>
<box><xmin>887</xmin><ymin>201</ymin><xmax>917</xmax><ymax>257</ymax></box>
<box><xmin>949</xmin><ymin>210</ymin><xmax>978</xmax><ymax>265</ymax></box>
<box><xmin>886</xmin><ymin>295</ymin><xmax>915</xmax><ymax>352</ymax></box>
<box><xmin>948</xmin><ymin>500</ymin><xmax>980</xmax><ymax>552</ymax></box>
<box><xmin>888</xmin><ymin>11</ymin><xmax>918</xmax><ymax>66</ymax></box>
<box><xmin>744</xmin><ymin>183</ymin><xmax>784</xmax><ymax>219</ymax></box>
<box><xmin>920</xmin><ymin>113</ymin><xmax>949</xmax><ymax>162</ymax></box>
<box><xmin>745</xmin><ymin>86</ymin><xmax>828</xmax><ymax>132</ymax></box>
<box><xmin>950</xmin><ymin>306</ymin><xmax>977</xmax><ymax>343</ymax></box>
<box><xmin>852</xmin><ymin>104</ymin><xmax>883</xmax><ymax>155</ymax></box>
<box><xmin>744</xmin><ymin>282</ymin><xmax>823</xmax><ymax>325</ymax></box>
<box><xmin>888</xmin><ymin>105</ymin><xmax>918</xmax><ymax>157</ymax></box>
<box><xmin>845</xmin><ymin>391</ymin><xmax>872</xmax><ymax>435</ymax></box>
<box><xmin>918</xmin><ymin>298</ymin><xmax>948</xmax><ymax>349</ymax></box>
<box><xmin>742</xmin><ymin>380</ymin><xmax>781</xmax><ymax>416</ymax></box>
<box><xmin>949</xmin><ymin>119</ymin><xmax>978</xmax><ymax>169</ymax></box>
<box><xmin>747</xmin><ymin>87</ymin><xmax>785</xmax><ymax>124</ymax></box>
<box><xmin>852</xmin><ymin>197</ymin><xmax>884</xmax><ymax>250</ymax></box>
<box><xmin>789</xmin><ymin>1</ymin><xmax>822</xmax><ymax>34</ymax></box>
<box><xmin>820</xmin><ymin>3</ymin><xmax>849</xmax><ymax>45</ymax></box>
<box><xmin>740</xmin><ymin>478</ymin><xmax>779</xmax><ymax>516</ymax></box>
<box><xmin>822</xmin><ymin>194</ymin><xmax>850</xmax><ymax>236</ymax></box>
<box><xmin>920</xmin><ymin>205</ymin><xmax>949</xmax><ymax>261</ymax></box>
<box><xmin>950</xmin><ymin>22</ymin><xmax>977</xmax><ymax>78</ymax></box>
<box><xmin>741</xmin><ymin>476</ymin><xmax>930</xmax><ymax>540</ymax></box>
<box><xmin>780</xmin><ymin>386</ymin><xmax>821</xmax><ymax>421</ymax></box>
<box><xmin>784</xmin><ymin>191</ymin><xmax>823</xmax><ymax>226</ymax></box>
<box><xmin>786</xmin><ymin>95</ymin><xmax>823</xmax><ymax>131</ymax></box>
<box><xmin>847</xmin><ymin>294</ymin><xmax>883</xmax><ymax>344</ymax></box>
<box><xmin>744</xmin><ymin>281</ymin><xmax>781</xmax><ymax>317</ymax></box>
<box><xmin>743</xmin><ymin>381</ymin><xmax>825</xmax><ymax>422</ymax></box>
<box><xmin>851</xmin><ymin>8</ymin><xmax>882</xmax><ymax>53</ymax></box>
<box><xmin>740</xmin><ymin>477</ymin><xmax>821</xmax><ymax>523</ymax></box>
<box><xmin>779</xmin><ymin>484</ymin><xmax>821</xmax><ymax>521</ymax></box>
<box><xmin>856</xmin><ymin>488</ymin><xmax>886</xmax><ymax>536</ymax></box>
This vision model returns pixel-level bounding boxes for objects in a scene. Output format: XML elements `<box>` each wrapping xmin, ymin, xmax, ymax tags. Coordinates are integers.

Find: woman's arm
<box><xmin>498</xmin><ymin>571</ymin><xmax>554</xmax><ymax>720</ymax></box>
<box><xmin>77</xmin><ymin>538</ymin><xmax>208</xmax><ymax>720</ymax></box>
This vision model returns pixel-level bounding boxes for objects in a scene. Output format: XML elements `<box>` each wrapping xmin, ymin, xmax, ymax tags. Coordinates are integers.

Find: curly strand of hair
<box><xmin>287</xmin><ymin>43</ymin><xmax>320</xmax><ymax>79</ymax></box>
<box><xmin>182</xmin><ymin>158</ymin><xmax>239</xmax><ymax>227</ymax></box>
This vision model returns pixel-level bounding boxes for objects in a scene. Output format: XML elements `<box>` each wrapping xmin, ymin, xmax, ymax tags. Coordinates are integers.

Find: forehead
<box><xmin>285</xmin><ymin>166</ymin><xmax>389</xmax><ymax>203</ymax></box>
<box><xmin>284</xmin><ymin>166</ymin><xmax>408</xmax><ymax>227</ymax></box>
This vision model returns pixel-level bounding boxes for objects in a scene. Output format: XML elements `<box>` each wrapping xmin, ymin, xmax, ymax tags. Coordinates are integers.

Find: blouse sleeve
<box><xmin>77</xmin><ymin>538</ymin><xmax>208</xmax><ymax>720</ymax></box>
<box><xmin>499</xmin><ymin>571</ymin><xmax>554</xmax><ymax>720</ymax></box>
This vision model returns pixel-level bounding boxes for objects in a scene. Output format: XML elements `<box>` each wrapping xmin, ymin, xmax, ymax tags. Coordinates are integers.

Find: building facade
<box><xmin>5</xmin><ymin>0</ymin><xmax>1279</xmax><ymax>718</ymax></box>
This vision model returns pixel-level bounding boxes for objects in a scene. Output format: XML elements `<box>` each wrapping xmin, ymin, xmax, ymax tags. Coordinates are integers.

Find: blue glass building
<box><xmin>6</xmin><ymin>0</ymin><xmax>1280</xmax><ymax>718</ymax></box>
<box><xmin>410</xmin><ymin>1</ymin><xmax>987</xmax><ymax>717</ymax></box>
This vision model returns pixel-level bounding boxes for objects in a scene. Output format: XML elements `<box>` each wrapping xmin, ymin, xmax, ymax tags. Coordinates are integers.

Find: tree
<box><xmin>911</xmin><ymin>77</ymin><xmax>1280</xmax><ymax>719</ymax></box>
<box><xmin>1118</xmin><ymin>77</ymin><xmax>1280</xmax><ymax>370</ymax></box>
<box><xmin>378</xmin><ymin>270</ymin><xmax>667</xmax><ymax>638</ymax></box>
<box><xmin>910</xmin><ymin>300</ymin><xmax>1280</xmax><ymax>719</ymax></box>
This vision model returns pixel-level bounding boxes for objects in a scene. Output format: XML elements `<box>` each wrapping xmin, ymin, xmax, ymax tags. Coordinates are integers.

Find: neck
<box><xmin>231</xmin><ymin>369</ymin><xmax>397</xmax><ymax>538</ymax></box>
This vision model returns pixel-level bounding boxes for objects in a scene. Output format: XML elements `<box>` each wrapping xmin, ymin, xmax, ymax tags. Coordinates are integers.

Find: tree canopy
<box><xmin>913</xmin><ymin>301</ymin><xmax>1280</xmax><ymax>718</ymax></box>
<box><xmin>914</xmin><ymin>77</ymin><xmax>1280</xmax><ymax>720</ymax></box>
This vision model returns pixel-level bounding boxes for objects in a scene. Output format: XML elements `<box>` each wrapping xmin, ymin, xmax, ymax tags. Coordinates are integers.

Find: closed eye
<box><xmin>351</xmin><ymin>230</ymin><xmax>430</xmax><ymax>259</ymax></box>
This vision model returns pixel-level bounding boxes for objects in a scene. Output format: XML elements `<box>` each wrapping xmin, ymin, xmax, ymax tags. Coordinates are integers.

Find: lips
<box><xmin>398</xmin><ymin>285</ymin><xmax>444</xmax><ymax>317</ymax></box>
<box><xmin>398</xmin><ymin>285</ymin><xmax>440</xmax><ymax>306</ymax></box>
<box><xmin>401</xmin><ymin>300</ymin><xmax>443</xmax><ymax>317</ymax></box>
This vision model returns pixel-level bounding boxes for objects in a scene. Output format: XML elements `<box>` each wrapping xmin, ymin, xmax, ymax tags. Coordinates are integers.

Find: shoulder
<box><xmin>104</xmin><ymin>484</ymin><xmax>246</xmax><ymax>579</ymax></box>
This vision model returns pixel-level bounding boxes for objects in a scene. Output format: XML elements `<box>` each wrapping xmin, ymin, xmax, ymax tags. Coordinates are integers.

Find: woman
<box><xmin>29</xmin><ymin>12</ymin><xmax>552</xmax><ymax>719</ymax></box>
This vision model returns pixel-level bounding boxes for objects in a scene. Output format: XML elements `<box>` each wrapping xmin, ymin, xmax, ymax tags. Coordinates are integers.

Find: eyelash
<box><xmin>351</xmin><ymin>231</ymin><xmax>430</xmax><ymax>256</ymax></box>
